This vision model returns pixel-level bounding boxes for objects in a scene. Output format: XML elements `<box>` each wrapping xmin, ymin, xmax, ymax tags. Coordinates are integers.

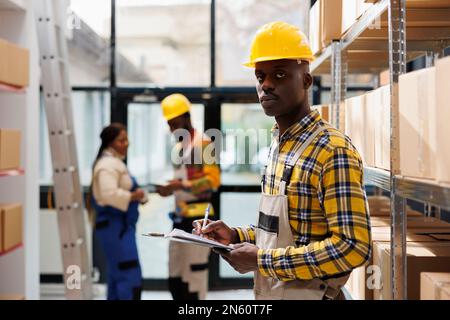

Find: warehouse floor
<box><xmin>40</xmin><ymin>284</ymin><xmax>254</xmax><ymax>300</ymax></box>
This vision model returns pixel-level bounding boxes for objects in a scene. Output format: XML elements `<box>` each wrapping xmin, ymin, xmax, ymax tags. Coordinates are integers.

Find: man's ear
<box><xmin>303</xmin><ymin>72</ymin><xmax>313</xmax><ymax>90</ymax></box>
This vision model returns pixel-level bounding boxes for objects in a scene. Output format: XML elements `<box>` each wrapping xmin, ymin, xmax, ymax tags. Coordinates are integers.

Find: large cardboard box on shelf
<box><xmin>399</xmin><ymin>67</ymin><xmax>437</xmax><ymax>180</ymax></box>
<box><xmin>436</xmin><ymin>56</ymin><xmax>450</xmax><ymax>184</ymax></box>
<box><xmin>373</xmin><ymin>241</ymin><xmax>450</xmax><ymax>300</ymax></box>
<box><xmin>309</xmin><ymin>0</ymin><xmax>343</xmax><ymax>55</ymax></box>
<box><xmin>309</xmin><ymin>0</ymin><xmax>322</xmax><ymax>56</ymax></box>
<box><xmin>0</xmin><ymin>38</ymin><xmax>29</xmax><ymax>88</ymax></box>
<box><xmin>0</xmin><ymin>203</ymin><xmax>23</xmax><ymax>253</ymax></box>
<box><xmin>0</xmin><ymin>129</ymin><xmax>21</xmax><ymax>171</ymax></box>
<box><xmin>321</xmin><ymin>0</ymin><xmax>343</xmax><ymax>48</ymax></box>
<box><xmin>373</xmin><ymin>85</ymin><xmax>390</xmax><ymax>170</ymax></box>
<box><xmin>421</xmin><ymin>272</ymin><xmax>450</xmax><ymax>300</ymax></box>
<box><xmin>342</xmin><ymin>0</ymin><xmax>359</xmax><ymax>36</ymax></box>
<box><xmin>364</xmin><ymin>90</ymin><xmax>376</xmax><ymax>167</ymax></box>
<box><xmin>345</xmin><ymin>94</ymin><xmax>366</xmax><ymax>163</ymax></box>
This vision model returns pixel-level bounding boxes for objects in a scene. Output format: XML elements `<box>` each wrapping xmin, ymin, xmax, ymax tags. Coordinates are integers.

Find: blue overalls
<box><xmin>92</xmin><ymin>176</ymin><xmax>142</xmax><ymax>300</ymax></box>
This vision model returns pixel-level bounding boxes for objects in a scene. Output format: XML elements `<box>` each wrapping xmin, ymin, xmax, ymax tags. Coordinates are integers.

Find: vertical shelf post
<box><xmin>388</xmin><ymin>0</ymin><xmax>407</xmax><ymax>300</ymax></box>
<box><xmin>330</xmin><ymin>41</ymin><xmax>347</xmax><ymax>130</ymax></box>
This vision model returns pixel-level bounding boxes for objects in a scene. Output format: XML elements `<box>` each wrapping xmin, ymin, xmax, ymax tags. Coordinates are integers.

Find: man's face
<box><xmin>167</xmin><ymin>114</ymin><xmax>188</xmax><ymax>133</ymax></box>
<box><xmin>255</xmin><ymin>59</ymin><xmax>312</xmax><ymax>117</ymax></box>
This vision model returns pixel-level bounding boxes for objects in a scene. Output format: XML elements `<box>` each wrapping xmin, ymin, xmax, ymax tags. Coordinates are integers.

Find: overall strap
<box><xmin>279</xmin><ymin>125</ymin><xmax>328</xmax><ymax>195</ymax></box>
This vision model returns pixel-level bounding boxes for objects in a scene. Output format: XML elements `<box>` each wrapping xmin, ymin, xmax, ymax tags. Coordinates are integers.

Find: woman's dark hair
<box><xmin>93</xmin><ymin>122</ymin><xmax>127</xmax><ymax>169</ymax></box>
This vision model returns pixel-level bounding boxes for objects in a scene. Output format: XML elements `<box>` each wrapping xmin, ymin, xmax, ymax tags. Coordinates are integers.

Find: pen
<box><xmin>202</xmin><ymin>204</ymin><xmax>211</xmax><ymax>230</ymax></box>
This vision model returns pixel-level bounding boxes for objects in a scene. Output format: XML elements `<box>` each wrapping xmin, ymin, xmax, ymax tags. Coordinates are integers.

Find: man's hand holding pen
<box><xmin>192</xmin><ymin>219</ymin><xmax>259</xmax><ymax>274</ymax></box>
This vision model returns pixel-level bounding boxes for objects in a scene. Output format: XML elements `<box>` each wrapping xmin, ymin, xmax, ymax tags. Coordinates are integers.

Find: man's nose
<box><xmin>261</xmin><ymin>76</ymin><xmax>274</xmax><ymax>92</ymax></box>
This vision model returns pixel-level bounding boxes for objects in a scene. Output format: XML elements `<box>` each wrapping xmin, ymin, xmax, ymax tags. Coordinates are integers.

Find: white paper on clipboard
<box><xmin>143</xmin><ymin>228</ymin><xmax>234</xmax><ymax>251</ymax></box>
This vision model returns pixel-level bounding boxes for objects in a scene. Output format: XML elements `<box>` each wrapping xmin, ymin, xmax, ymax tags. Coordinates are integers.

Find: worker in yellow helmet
<box><xmin>194</xmin><ymin>21</ymin><xmax>371</xmax><ymax>300</ymax></box>
<box><xmin>157</xmin><ymin>93</ymin><xmax>220</xmax><ymax>300</ymax></box>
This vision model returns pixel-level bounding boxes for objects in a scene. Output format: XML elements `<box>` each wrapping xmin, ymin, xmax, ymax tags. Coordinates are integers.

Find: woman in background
<box><xmin>91</xmin><ymin>123</ymin><xmax>147</xmax><ymax>300</ymax></box>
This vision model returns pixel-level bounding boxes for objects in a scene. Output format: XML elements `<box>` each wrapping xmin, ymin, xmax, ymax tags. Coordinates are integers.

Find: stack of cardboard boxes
<box><xmin>343</xmin><ymin>86</ymin><xmax>390</xmax><ymax>169</ymax></box>
<box><xmin>0</xmin><ymin>56</ymin><xmax>24</xmax><ymax>254</ymax></box>
<box><xmin>343</xmin><ymin>55</ymin><xmax>450</xmax><ymax>176</ymax></box>
<box><xmin>345</xmin><ymin>196</ymin><xmax>450</xmax><ymax>300</ymax></box>
<box><xmin>0</xmin><ymin>128</ymin><xmax>23</xmax><ymax>255</ymax></box>
<box><xmin>309</xmin><ymin>0</ymin><xmax>373</xmax><ymax>56</ymax></box>
<box><xmin>398</xmin><ymin>55</ymin><xmax>450</xmax><ymax>184</ymax></box>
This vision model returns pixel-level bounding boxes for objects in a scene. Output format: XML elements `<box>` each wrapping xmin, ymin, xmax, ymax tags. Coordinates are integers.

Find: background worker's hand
<box><xmin>218</xmin><ymin>243</ymin><xmax>259</xmax><ymax>274</ymax></box>
<box><xmin>192</xmin><ymin>219</ymin><xmax>240</xmax><ymax>245</ymax></box>
<box><xmin>156</xmin><ymin>185</ymin><xmax>173</xmax><ymax>197</ymax></box>
<box><xmin>131</xmin><ymin>188</ymin><xmax>145</xmax><ymax>201</ymax></box>
<box><xmin>167</xmin><ymin>179</ymin><xmax>192</xmax><ymax>191</ymax></box>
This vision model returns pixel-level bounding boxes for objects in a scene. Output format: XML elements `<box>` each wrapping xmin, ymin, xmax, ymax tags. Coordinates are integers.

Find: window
<box><xmin>116</xmin><ymin>0</ymin><xmax>211</xmax><ymax>86</ymax></box>
<box><xmin>219</xmin><ymin>193</ymin><xmax>259</xmax><ymax>278</ymax></box>
<box><xmin>216</xmin><ymin>0</ymin><xmax>309</xmax><ymax>86</ymax></box>
<box><xmin>220</xmin><ymin>103</ymin><xmax>273</xmax><ymax>185</ymax></box>
<box><xmin>39</xmin><ymin>91</ymin><xmax>110</xmax><ymax>186</ymax></box>
<box><xmin>68</xmin><ymin>0</ymin><xmax>111</xmax><ymax>86</ymax></box>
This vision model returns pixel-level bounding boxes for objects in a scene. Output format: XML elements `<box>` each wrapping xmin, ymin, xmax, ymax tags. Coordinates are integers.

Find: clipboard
<box><xmin>143</xmin><ymin>228</ymin><xmax>234</xmax><ymax>251</ymax></box>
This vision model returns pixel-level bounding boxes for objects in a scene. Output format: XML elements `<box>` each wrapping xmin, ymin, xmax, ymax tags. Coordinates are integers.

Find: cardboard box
<box><xmin>0</xmin><ymin>294</ymin><xmax>25</xmax><ymax>300</ymax></box>
<box><xmin>421</xmin><ymin>272</ymin><xmax>450</xmax><ymax>300</ymax></box>
<box><xmin>0</xmin><ymin>129</ymin><xmax>21</xmax><ymax>171</ymax></box>
<box><xmin>313</xmin><ymin>104</ymin><xmax>329</xmax><ymax>122</ymax></box>
<box><xmin>399</xmin><ymin>67</ymin><xmax>437</xmax><ymax>180</ymax></box>
<box><xmin>373</xmin><ymin>241</ymin><xmax>450</xmax><ymax>300</ymax></box>
<box><xmin>380</xmin><ymin>69</ymin><xmax>390</xmax><ymax>86</ymax></box>
<box><xmin>342</xmin><ymin>0</ymin><xmax>359</xmax><ymax>36</ymax></box>
<box><xmin>347</xmin><ymin>237</ymin><xmax>449</xmax><ymax>300</ymax></box>
<box><xmin>370</xmin><ymin>216</ymin><xmax>450</xmax><ymax>229</ymax></box>
<box><xmin>0</xmin><ymin>203</ymin><xmax>23</xmax><ymax>253</ymax></box>
<box><xmin>436</xmin><ymin>56</ymin><xmax>450</xmax><ymax>184</ymax></box>
<box><xmin>310</xmin><ymin>0</ymin><xmax>344</xmax><ymax>54</ymax></box>
<box><xmin>364</xmin><ymin>90</ymin><xmax>376</xmax><ymax>167</ymax></box>
<box><xmin>321</xmin><ymin>0</ymin><xmax>343</xmax><ymax>47</ymax></box>
<box><xmin>373</xmin><ymin>85</ymin><xmax>390</xmax><ymax>170</ymax></box>
<box><xmin>309</xmin><ymin>1</ymin><xmax>322</xmax><ymax>55</ymax></box>
<box><xmin>0</xmin><ymin>38</ymin><xmax>29</xmax><ymax>88</ymax></box>
<box><xmin>345</xmin><ymin>94</ymin><xmax>366</xmax><ymax>163</ymax></box>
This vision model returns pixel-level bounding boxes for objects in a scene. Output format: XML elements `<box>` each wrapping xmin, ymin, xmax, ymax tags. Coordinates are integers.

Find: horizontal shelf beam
<box><xmin>394</xmin><ymin>176</ymin><xmax>450</xmax><ymax>210</ymax></box>
<box><xmin>364</xmin><ymin>167</ymin><xmax>391</xmax><ymax>191</ymax></box>
<box><xmin>0</xmin><ymin>168</ymin><xmax>25</xmax><ymax>177</ymax></box>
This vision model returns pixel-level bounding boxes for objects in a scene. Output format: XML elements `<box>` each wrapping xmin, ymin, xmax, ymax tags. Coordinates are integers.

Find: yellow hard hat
<box><xmin>161</xmin><ymin>93</ymin><xmax>191</xmax><ymax>121</ymax></box>
<box><xmin>243</xmin><ymin>21</ymin><xmax>314</xmax><ymax>68</ymax></box>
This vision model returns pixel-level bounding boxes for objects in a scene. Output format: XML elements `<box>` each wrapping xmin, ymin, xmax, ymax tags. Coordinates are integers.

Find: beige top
<box><xmin>92</xmin><ymin>148</ymin><xmax>133</xmax><ymax>212</ymax></box>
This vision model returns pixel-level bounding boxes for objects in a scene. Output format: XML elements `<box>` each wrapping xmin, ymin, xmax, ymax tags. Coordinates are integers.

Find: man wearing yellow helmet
<box><xmin>158</xmin><ymin>93</ymin><xmax>220</xmax><ymax>300</ymax></box>
<box><xmin>194</xmin><ymin>21</ymin><xmax>371</xmax><ymax>300</ymax></box>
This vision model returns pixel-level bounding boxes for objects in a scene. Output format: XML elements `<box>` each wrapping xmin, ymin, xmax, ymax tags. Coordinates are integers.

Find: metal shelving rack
<box><xmin>311</xmin><ymin>0</ymin><xmax>450</xmax><ymax>300</ymax></box>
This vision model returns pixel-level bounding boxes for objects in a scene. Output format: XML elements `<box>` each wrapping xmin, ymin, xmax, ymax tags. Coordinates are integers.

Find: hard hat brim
<box><xmin>243</xmin><ymin>55</ymin><xmax>315</xmax><ymax>68</ymax></box>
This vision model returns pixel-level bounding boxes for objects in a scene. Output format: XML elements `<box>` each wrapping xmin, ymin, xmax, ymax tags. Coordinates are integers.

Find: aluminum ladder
<box><xmin>33</xmin><ymin>0</ymin><xmax>92</xmax><ymax>299</ymax></box>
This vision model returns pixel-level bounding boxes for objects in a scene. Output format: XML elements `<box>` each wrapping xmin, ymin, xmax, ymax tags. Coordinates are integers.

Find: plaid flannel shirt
<box><xmin>235</xmin><ymin>110</ymin><xmax>372</xmax><ymax>281</ymax></box>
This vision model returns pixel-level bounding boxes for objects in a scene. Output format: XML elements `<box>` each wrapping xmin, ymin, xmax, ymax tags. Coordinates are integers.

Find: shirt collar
<box><xmin>271</xmin><ymin>109</ymin><xmax>322</xmax><ymax>141</ymax></box>
<box><xmin>103</xmin><ymin>147</ymin><xmax>126</xmax><ymax>161</ymax></box>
